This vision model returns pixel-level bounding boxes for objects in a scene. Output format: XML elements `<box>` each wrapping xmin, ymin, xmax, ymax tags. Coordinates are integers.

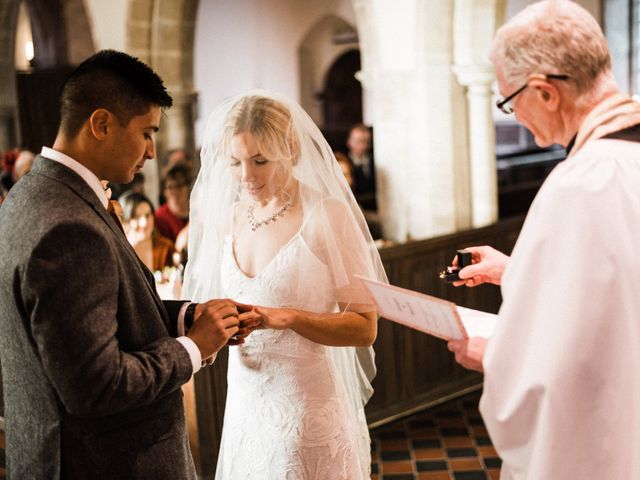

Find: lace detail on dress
<box><xmin>215</xmin><ymin>235</ymin><xmax>370</xmax><ymax>479</ymax></box>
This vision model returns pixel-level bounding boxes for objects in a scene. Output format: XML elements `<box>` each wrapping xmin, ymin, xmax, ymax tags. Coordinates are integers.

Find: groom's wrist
<box><xmin>184</xmin><ymin>302</ymin><xmax>198</xmax><ymax>331</ymax></box>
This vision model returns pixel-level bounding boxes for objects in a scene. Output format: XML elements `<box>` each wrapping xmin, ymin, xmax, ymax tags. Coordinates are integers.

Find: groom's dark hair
<box><xmin>58</xmin><ymin>49</ymin><xmax>173</xmax><ymax>137</ymax></box>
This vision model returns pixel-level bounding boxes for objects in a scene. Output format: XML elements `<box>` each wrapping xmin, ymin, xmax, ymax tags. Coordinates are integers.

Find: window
<box><xmin>604</xmin><ymin>0</ymin><xmax>633</xmax><ymax>94</ymax></box>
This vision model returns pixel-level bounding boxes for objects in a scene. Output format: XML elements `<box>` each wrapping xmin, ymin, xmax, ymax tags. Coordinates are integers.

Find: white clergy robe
<box><xmin>481</xmin><ymin>94</ymin><xmax>640</xmax><ymax>479</ymax></box>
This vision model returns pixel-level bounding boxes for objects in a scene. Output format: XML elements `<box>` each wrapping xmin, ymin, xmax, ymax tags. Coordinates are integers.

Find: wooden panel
<box><xmin>186</xmin><ymin>216</ymin><xmax>524</xmax><ymax>477</ymax></box>
<box><xmin>366</xmin><ymin>215</ymin><xmax>523</xmax><ymax>424</ymax></box>
<box><xmin>191</xmin><ymin>349</ymin><xmax>229</xmax><ymax>478</ymax></box>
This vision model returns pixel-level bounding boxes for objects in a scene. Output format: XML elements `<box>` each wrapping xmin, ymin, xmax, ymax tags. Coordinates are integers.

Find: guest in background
<box><xmin>14</xmin><ymin>150</ymin><xmax>35</xmax><ymax>181</ymax></box>
<box><xmin>0</xmin><ymin>181</ymin><xmax>7</xmax><ymax>206</ymax></box>
<box><xmin>0</xmin><ymin>150</ymin><xmax>10</xmax><ymax>204</ymax></box>
<box><xmin>120</xmin><ymin>191</ymin><xmax>174</xmax><ymax>272</ymax></box>
<box><xmin>108</xmin><ymin>171</ymin><xmax>146</xmax><ymax>201</ymax></box>
<box><xmin>346</xmin><ymin>123</ymin><xmax>375</xmax><ymax>209</ymax></box>
<box><xmin>155</xmin><ymin>161</ymin><xmax>192</xmax><ymax>242</ymax></box>
<box><xmin>162</xmin><ymin>148</ymin><xmax>192</xmax><ymax>169</ymax></box>
<box><xmin>1</xmin><ymin>148</ymin><xmax>19</xmax><ymax>192</ymax></box>
<box><xmin>174</xmin><ymin>222</ymin><xmax>189</xmax><ymax>271</ymax></box>
<box><xmin>128</xmin><ymin>172</ymin><xmax>146</xmax><ymax>194</ymax></box>
<box><xmin>335</xmin><ymin>150</ymin><xmax>382</xmax><ymax>240</ymax></box>
<box><xmin>1</xmin><ymin>148</ymin><xmax>35</xmax><ymax>192</ymax></box>
<box><xmin>334</xmin><ymin>150</ymin><xmax>355</xmax><ymax>191</ymax></box>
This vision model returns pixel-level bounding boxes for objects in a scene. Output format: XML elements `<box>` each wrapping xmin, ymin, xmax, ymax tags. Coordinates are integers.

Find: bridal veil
<box><xmin>183</xmin><ymin>90</ymin><xmax>388</xmax><ymax>409</ymax></box>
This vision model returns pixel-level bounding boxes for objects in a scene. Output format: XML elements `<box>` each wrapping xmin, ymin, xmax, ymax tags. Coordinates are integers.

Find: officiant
<box><xmin>447</xmin><ymin>1</ymin><xmax>640</xmax><ymax>478</ymax></box>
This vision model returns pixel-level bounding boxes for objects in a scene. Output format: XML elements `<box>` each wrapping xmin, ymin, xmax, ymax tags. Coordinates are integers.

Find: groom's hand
<box><xmin>187</xmin><ymin>299</ymin><xmax>241</xmax><ymax>358</ymax></box>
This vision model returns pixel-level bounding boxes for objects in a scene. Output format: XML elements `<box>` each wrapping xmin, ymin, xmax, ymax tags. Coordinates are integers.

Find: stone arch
<box><xmin>126</xmin><ymin>0</ymin><xmax>199</xmax><ymax>165</ymax></box>
<box><xmin>322</xmin><ymin>49</ymin><xmax>363</xmax><ymax>148</ymax></box>
<box><xmin>298</xmin><ymin>14</ymin><xmax>358</xmax><ymax>128</ymax></box>
<box><xmin>452</xmin><ymin>0</ymin><xmax>507</xmax><ymax>228</ymax></box>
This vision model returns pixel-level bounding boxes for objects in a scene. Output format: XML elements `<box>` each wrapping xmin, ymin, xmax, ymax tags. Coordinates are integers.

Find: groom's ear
<box><xmin>88</xmin><ymin>109</ymin><xmax>112</xmax><ymax>141</ymax></box>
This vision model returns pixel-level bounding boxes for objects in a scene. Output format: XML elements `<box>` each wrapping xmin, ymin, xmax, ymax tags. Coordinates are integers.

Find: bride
<box><xmin>183</xmin><ymin>92</ymin><xmax>387</xmax><ymax>479</ymax></box>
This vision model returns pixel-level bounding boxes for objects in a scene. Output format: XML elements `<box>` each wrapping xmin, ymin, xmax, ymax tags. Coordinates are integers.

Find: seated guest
<box><xmin>155</xmin><ymin>161</ymin><xmax>192</xmax><ymax>242</ymax></box>
<box><xmin>120</xmin><ymin>191</ymin><xmax>174</xmax><ymax>272</ymax></box>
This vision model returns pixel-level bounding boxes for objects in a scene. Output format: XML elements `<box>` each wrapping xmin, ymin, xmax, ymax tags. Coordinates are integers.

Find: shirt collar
<box><xmin>565</xmin><ymin>134</ymin><xmax>577</xmax><ymax>156</ymax></box>
<box><xmin>41</xmin><ymin>146</ymin><xmax>109</xmax><ymax>209</ymax></box>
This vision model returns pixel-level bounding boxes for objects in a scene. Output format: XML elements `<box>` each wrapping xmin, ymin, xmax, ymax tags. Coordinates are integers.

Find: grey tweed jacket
<box><xmin>0</xmin><ymin>156</ymin><xmax>197</xmax><ymax>479</ymax></box>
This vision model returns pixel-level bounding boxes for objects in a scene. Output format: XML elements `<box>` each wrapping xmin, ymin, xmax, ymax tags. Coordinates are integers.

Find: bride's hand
<box><xmin>255</xmin><ymin>306</ymin><xmax>297</xmax><ymax>330</ymax></box>
<box><xmin>227</xmin><ymin>310</ymin><xmax>262</xmax><ymax>345</ymax></box>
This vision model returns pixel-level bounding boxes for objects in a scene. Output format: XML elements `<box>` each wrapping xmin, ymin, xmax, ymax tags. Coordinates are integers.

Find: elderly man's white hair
<box><xmin>491</xmin><ymin>0</ymin><xmax>611</xmax><ymax>94</ymax></box>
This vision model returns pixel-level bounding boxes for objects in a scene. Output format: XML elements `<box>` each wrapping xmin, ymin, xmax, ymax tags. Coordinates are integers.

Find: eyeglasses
<box><xmin>496</xmin><ymin>74</ymin><xmax>569</xmax><ymax>114</ymax></box>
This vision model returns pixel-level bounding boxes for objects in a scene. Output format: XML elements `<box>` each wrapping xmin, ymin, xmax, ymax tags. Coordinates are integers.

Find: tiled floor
<box><xmin>370</xmin><ymin>390</ymin><xmax>501</xmax><ymax>480</ymax></box>
<box><xmin>0</xmin><ymin>391</ymin><xmax>500</xmax><ymax>480</ymax></box>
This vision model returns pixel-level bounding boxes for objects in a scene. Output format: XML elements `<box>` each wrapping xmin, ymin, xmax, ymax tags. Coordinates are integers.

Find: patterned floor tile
<box><xmin>370</xmin><ymin>390</ymin><xmax>502</xmax><ymax>480</ymax></box>
<box><xmin>417</xmin><ymin>473</ymin><xmax>452</xmax><ymax>480</ymax></box>
<box><xmin>414</xmin><ymin>448</ymin><xmax>446</xmax><ymax>460</ymax></box>
<box><xmin>382</xmin><ymin>460</ymin><xmax>415</xmax><ymax>474</ymax></box>
<box><xmin>450</xmin><ymin>458</ymin><xmax>483</xmax><ymax>471</ymax></box>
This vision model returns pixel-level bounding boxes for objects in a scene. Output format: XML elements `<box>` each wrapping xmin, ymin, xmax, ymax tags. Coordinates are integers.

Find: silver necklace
<box><xmin>247</xmin><ymin>201</ymin><xmax>292</xmax><ymax>231</ymax></box>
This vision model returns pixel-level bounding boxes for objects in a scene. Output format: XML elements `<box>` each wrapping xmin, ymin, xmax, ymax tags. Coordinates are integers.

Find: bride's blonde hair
<box><xmin>221</xmin><ymin>95</ymin><xmax>299</xmax><ymax>200</ymax></box>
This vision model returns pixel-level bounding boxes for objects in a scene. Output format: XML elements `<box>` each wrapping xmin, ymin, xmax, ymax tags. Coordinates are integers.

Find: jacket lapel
<box><xmin>33</xmin><ymin>156</ymin><xmax>171</xmax><ymax>328</ymax></box>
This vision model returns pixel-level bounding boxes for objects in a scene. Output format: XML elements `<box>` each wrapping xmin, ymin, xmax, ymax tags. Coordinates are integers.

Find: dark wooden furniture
<box><xmin>15</xmin><ymin>67</ymin><xmax>74</xmax><ymax>152</ymax></box>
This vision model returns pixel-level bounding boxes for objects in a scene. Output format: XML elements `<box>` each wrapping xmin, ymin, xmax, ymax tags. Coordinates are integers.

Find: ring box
<box><xmin>439</xmin><ymin>250</ymin><xmax>472</xmax><ymax>283</ymax></box>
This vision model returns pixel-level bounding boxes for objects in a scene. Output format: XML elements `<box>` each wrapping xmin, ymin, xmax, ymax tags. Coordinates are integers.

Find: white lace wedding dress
<box><xmin>214</xmin><ymin>233</ymin><xmax>371</xmax><ymax>479</ymax></box>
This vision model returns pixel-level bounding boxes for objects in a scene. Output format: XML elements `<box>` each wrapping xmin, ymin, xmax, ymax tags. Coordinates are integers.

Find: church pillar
<box><xmin>162</xmin><ymin>90</ymin><xmax>198</xmax><ymax>161</ymax></box>
<box><xmin>452</xmin><ymin>0</ymin><xmax>506</xmax><ymax>227</ymax></box>
<box><xmin>353</xmin><ymin>0</ymin><xmax>470</xmax><ymax>242</ymax></box>
<box><xmin>352</xmin><ymin>0</ymin><xmax>506</xmax><ymax>241</ymax></box>
<box><xmin>453</xmin><ymin>65</ymin><xmax>497</xmax><ymax>227</ymax></box>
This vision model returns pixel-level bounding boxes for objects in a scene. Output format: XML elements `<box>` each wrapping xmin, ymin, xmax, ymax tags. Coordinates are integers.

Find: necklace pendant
<box><xmin>247</xmin><ymin>201</ymin><xmax>292</xmax><ymax>232</ymax></box>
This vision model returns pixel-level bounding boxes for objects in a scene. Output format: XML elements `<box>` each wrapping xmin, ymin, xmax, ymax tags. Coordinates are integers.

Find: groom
<box><xmin>0</xmin><ymin>50</ymin><xmax>250</xmax><ymax>479</ymax></box>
